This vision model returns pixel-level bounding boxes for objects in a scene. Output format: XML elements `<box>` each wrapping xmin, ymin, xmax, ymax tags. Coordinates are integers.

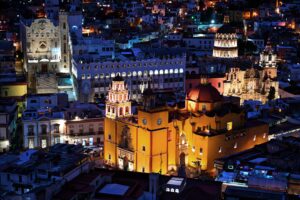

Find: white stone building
<box><xmin>72</xmin><ymin>49</ymin><xmax>186</xmax><ymax>102</ymax></box>
<box><xmin>21</xmin><ymin>12</ymin><xmax>72</xmax><ymax>95</ymax></box>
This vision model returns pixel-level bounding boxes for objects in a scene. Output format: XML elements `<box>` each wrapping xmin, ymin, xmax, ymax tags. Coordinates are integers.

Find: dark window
<box><xmin>142</xmin><ymin>146</ymin><xmax>146</xmax><ymax>151</ymax></box>
<box><xmin>218</xmin><ymin>82</ymin><xmax>221</xmax><ymax>88</ymax></box>
<box><xmin>19</xmin><ymin>175</ymin><xmax>22</xmax><ymax>183</ymax></box>
<box><xmin>108</xmin><ymin>134</ymin><xmax>111</xmax><ymax>140</ymax></box>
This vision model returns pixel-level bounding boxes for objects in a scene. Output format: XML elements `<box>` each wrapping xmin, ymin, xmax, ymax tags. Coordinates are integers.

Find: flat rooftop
<box><xmin>99</xmin><ymin>183</ymin><xmax>129</xmax><ymax>196</ymax></box>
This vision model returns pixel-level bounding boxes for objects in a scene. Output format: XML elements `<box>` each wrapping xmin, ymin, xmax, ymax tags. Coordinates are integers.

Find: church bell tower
<box><xmin>106</xmin><ymin>75</ymin><xmax>131</xmax><ymax>119</ymax></box>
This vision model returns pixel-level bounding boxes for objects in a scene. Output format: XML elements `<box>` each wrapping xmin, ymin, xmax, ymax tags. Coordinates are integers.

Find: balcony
<box><xmin>69</xmin><ymin>131</ymin><xmax>101</xmax><ymax>137</ymax></box>
<box><xmin>28</xmin><ymin>132</ymin><xmax>35</xmax><ymax>137</ymax></box>
<box><xmin>40</xmin><ymin>132</ymin><xmax>48</xmax><ymax>136</ymax></box>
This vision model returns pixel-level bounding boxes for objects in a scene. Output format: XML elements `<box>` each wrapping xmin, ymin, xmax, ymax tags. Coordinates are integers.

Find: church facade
<box><xmin>223</xmin><ymin>42</ymin><xmax>279</xmax><ymax>104</ymax></box>
<box><xmin>21</xmin><ymin>12</ymin><xmax>71</xmax><ymax>94</ymax></box>
<box><xmin>104</xmin><ymin>76</ymin><xmax>268</xmax><ymax>175</ymax></box>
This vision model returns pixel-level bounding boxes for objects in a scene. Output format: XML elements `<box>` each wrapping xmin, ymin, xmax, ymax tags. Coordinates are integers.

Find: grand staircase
<box><xmin>36</xmin><ymin>73</ymin><xmax>58</xmax><ymax>94</ymax></box>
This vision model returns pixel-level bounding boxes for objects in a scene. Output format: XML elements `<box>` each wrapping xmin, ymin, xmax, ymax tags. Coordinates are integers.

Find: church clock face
<box><xmin>157</xmin><ymin>118</ymin><xmax>162</xmax><ymax>125</ymax></box>
<box><xmin>142</xmin><ymin>118</ymin><xmax>147</xmax><ymax>125</ymax></box>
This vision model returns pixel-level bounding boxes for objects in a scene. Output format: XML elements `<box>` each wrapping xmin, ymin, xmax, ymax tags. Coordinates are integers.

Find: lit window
<box><xmin>227</xmin><ymin>122</ymin><xmax>232</xmax><ymax>131</ymax></box>
<box><xmin>253</xmin><ymin>135</ymin><xmax>256</xmax><ymax>141</ymax></box>
<box><xmin>234</xmin><ymin>142</ymin><xmax>237</xmax><ymax>149</ymax></box>
<box><xmin>218</xmin><ymin>147</ymin><xmax>222</xmax><ymax>153</ymax></box>
<box><xmin>192</xmin><ymin>146</ymin><xmax>195</xmax><ymax>152</ymax></box>
<box><xmin>263</xmin><ymin>133</ymin><xmax>267</xmax><ymax>139</ymax></box>
<box><xmin>199</xmin><ymin>148</ymin><xmax>203</xmax><ymax>155</ymax></box>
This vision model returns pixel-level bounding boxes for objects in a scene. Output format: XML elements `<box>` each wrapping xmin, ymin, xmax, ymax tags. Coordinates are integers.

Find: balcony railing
<box><xmin>69</xmin><ymin>131</ymin><xmax>101</xmax><ymax>137</ymax></box>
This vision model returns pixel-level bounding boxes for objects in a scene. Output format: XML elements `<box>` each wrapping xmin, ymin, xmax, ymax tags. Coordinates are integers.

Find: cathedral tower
<box><xmin>213</xmin><ymin>15</ymin><xmax>238</xmax><ymax>58</ymax></box>
<box><xmin>105</xmin><ymin>75</ymin><xmax>131</xmax><ymax>119</ymax></box>
<box><xmin>260</xmin><ymin>40</ymin><xmax>277</xmax><ymax>79</ymax></box>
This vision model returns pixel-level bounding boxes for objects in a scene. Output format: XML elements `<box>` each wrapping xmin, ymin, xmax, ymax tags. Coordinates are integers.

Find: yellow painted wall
<box><xmin>0</xmin><ymin>84</ymin><xmax>27</xmax><ymax>97</ymax></box>
<box><xmin>104</xmin><ymin>106</ymin><xmax>268</xmax><ymax>174</ymax></box>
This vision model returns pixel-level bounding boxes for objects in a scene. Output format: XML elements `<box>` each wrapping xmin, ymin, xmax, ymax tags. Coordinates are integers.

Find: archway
<box><xmin>123</xmin><ymin>156</ymin><xmax>129</xmax><ymax>171</ymax></box>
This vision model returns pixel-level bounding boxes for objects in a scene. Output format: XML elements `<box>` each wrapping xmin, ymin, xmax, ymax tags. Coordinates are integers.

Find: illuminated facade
<box><xmin>223</xmin><ymin>42</ymin><xmax>279</xmax><ymax>104</ymax></box>
<box><xmin>212</xmin><ymin>16</ymin><xmax>238</xmax><ymax>58</ymax></box>
<box><xmin>69</xmin><ymin>29</ymin><xmax>186</xmax><ymax>103</ymax></box>
<box><xmin>22</xmin><ymin>94</ymin><xmax>104</xmax><ymax>149</ymax></box>
<box><xmin>104</xmin><ymin>78</ymin><xmax>268</xmax><ymax>174</ymax></box>
<box><xmin>21</xmin><ymin>12</ymin><xmax>71</xmax><ymax>94</ymax></box>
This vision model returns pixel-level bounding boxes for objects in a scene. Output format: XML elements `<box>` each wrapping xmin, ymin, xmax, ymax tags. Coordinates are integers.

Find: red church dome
<box><xmin>187</xmin><ymin>84</ymin><xmax>222</xmax><ymax>102</ymax></box>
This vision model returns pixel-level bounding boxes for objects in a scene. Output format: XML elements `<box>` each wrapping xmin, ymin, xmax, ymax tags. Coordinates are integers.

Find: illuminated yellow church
<box><xmin>104</xmin><ymin>76</ymin><xmax>268</xmax><ymax>174</ymax></box>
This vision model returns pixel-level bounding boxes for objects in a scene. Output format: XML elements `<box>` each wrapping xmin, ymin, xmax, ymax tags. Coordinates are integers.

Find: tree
<box><xmin>267</xmin><ymin>86</ymin><xmax>276</xmax><ymax>102</ymax></box>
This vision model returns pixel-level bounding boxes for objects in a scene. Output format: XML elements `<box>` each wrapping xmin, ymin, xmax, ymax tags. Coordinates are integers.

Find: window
<box><xmin>192</xmin><ymin>146</ymin><xmax>195</xmax><ymax>152</ymax></box>
<box><xmin>202</xmin><ymin>104</ymin><xmax>206</xmax><ymax>111</ymax></box>
<box><xmin>63</xmin><ymin>22</ymin><xmax>66</xmax><ymax>29</ymax></box>
<box><xmin>19</xmin><ymin>175</ymin><xmax>22</xmax><ymax>183</ymax></box>
<box><xmin>253</xmin><ymin>135</ymin><xmax>256</xmax><ymax>141</ymax></box>
<box><xmin>142</xmin><ymin>146</ymin><xmax>146</xmax><ymax>151</ymax></box>
<box><xmin>218</xmin><ymin>82</ymin><xmax>221</xmax><ymax>88</ymax></box>
<box><xmin>53</xmin><ymin>124</ymin><xmax>59</xmax><ymax>133</ymax></box>
<box><xmin>41</xmin><ymin>125</ymin><xmax>47</xmax><ymax>134</ymax></box>
<box><xmin>29</xmin><ymin>139</ymin><xmax>34</xmax><ymax>149</ymax></box>
<box><xmin>4</xmin><ymin>90</ymin><xmax>8</xmax><ymax>96</ymax></box>
<box><xmin>28</xmin><ymin>125</ymin><xmax>34</xmax><ymax>135</ymax></box>
<box><xmin>41</xmin><ymin>139</ymin><xmax>47</xmax><ymax>148</ymax></box>
<box><xmin>108</xmin><ymin>154</ymin><xmax>111</xmax><ymax>160</ymax></box>
<box><xmin>108</xmin><ymin>134</ymin><xmax>111</xmax><ymax>140</ymax></box>
<box><xmin>218</xmin><ymin>147</ymin><xmax>222</xmax><ymax>153</ymax></box>
<box><xmin>234</xmin><ymin>142</ymin><xmax>237</xmax><ymax>149</ymax></box>
<box><xmin>227</xmin><ymin>122</ymin><xmax>232</xmax><ymax>131</ymax></box>
<box><xmin>199</xmin><ymin>148</ymin><xmax>203</xmax><ymax>155</ymax></box>
<box><xmin>142</xmin><ymin>167</ymin><xmax>145</xmax><ymax>172</ymax></box>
